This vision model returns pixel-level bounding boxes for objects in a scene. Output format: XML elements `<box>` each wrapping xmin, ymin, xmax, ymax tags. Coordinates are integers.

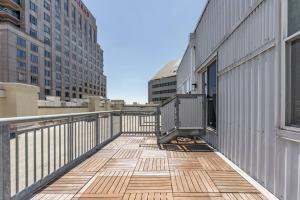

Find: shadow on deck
<box><xmin>32</xmin><ymin>135</ymin><xmax>267</xmax><ymax>200</ymax></box>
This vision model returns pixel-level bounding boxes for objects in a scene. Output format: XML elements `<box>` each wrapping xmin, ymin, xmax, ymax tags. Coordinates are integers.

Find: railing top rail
<box><xmin>0</xmin><ymin>110</ymin><xmax>123</xmax><ymax>125</ymax></box>
<box><xmin>161</xmin><ymin>94</ymin><xmax>206</xmax><ymax>107</ymax></box>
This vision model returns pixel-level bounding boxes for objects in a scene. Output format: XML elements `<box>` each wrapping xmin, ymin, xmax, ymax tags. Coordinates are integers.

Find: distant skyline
<box><xmin>82</xmin><ymin>0</ymin><xmax>207</xmax><ymax>103</ymax></box>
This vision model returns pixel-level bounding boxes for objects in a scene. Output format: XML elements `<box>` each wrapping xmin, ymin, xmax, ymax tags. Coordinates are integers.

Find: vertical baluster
<box><xmin>41</xmin><ymin>129</ymin><xmax>44</xmax><ymax>178</ymax></box>
<box><xmin>25</xmin><ymin>131</ymin><xmax>28</xmax><ymax>187</ymax></box>
<box><xmin>33</xmin><ymin>130</ymin><xmax>36</xmax><ymax>183</ymax></box>
<box><xmin>64</xmin><ymin>124</ymin><xmax>66</xmax><ymax>165</ymax></box>
<box><xmin>47</xmin><ymin>127</ymin><xmax>50</xmax><ymax>174</ymax></box>
<box><xmin>15</xmin><ymin>131</ymin><xmax>19</xmax><ymax>193</ymax></box>
<box><xmin>59</xmin><ymin>125</ymin><xmax>61</xmax><ymax>168</ymax></box>
<box><xmin>54</xmin><ymin>126</ymin><xmax>56</xmax><ymax>171</ymax></box>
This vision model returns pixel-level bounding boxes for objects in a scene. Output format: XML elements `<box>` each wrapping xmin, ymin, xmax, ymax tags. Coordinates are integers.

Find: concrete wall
<box><xmin>0</xmin><ymin>83</ymin><xmax>39</xmax><ymax>117</ymax></box>
<box><xmin>37</xmin><ymin>107</ymin><xmax>89</xmax><ymax>116</ymax></box>
<box><xmin>176</xmin><ymin>0</ymin><xmax>300</xmax><ymax>199</ymax></box>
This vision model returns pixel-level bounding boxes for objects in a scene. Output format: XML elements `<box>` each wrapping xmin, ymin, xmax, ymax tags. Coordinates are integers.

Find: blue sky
<box><xmin>82</xmin><ymin>0</ymin><xmax>207</xmax><ymax>103</ymax></box>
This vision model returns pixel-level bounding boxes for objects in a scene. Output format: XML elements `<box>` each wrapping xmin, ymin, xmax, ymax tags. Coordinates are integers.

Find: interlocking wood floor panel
<box><xmin>222</xmin><ymin>193</ymin><xmax>268</xmax><ymax>200</ymax></box>
<box><xmin>33</xmin><ymin>136</ymin><xmax>267</xmax><ymax>200</ymax></box>
<box><xmin>168</xmin><ymin>158</ymin><xmax>204</xmax><ymax>170</ymax></box>
<box><xmin>135</xmin><ymin>158</ymin><xmax>169</xmax><ymax>171</ymax></box>
<box><xmin>101</xmin><ymin>159</ymin><xmax>138</xmax><ymax>171</ymax></box>
<box><xmin>113</xmin><ymin>149</ymin><xmax>143</xmax><ymax>159</ymax></box>
<box><xmin>126</xmin><ymin>175</ymin><xmax>172</xmax><ymax>193</ymax></box>
<box><xmin>77</xmin><ymin>171</ymin><xmax>132</xmax><ymax>198</ymax></box>
<box><xmin>38</xmin><ymin>172</ymin><xmax>95</xmax><ymax>194</ymax></box>
<box><xmin>208</xmin><ymin>171</ymin><xmax>259</xmax><ymax>193</ymax></box>
<box><xmin>123</xmin><ymin>193</ymin><xmax>173</xmax><ymax>200</ymax></box>
<box><xmin>172</xmin><ymin>193</ymin><xmax>223</xmax><ymax>200</ymax></box>
<box><xmin>170</xmin><ymin>170</ymin><xmax>219</xmax><ymax>193</ymax></box>
<box><xmin>140</xmin><ymin>150</ymin><xmax>167</xmax><ymax>158</ymax></box>
<box><xmin>198</xmin><ymin>157</ymin><xmax>233</xmax><ymax>171</ymax></box>
<box><xmin>31</xmin><ymin>194</ymin><xmax>74</xmax><ymax>200</ymax></box>
<box><xmin>73</xmin><ymin>158</ymin><xmax>109</xmax><ymax>172</ymax></box>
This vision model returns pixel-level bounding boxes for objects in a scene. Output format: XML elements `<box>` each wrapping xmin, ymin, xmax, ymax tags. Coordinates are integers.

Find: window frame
<box><xmin>280</xmin><ymin>0</ymin><xmax>300</xmax><ymax>137</ymax></box>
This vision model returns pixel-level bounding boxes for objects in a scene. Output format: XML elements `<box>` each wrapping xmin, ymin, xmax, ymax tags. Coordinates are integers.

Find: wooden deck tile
<box><xmin>126</xmin><ymin>174</ymin><xmax>172</xmax><ymax>193</ymax></box>
<box><xmin>135</xmin><ymin>158</ymin><xmax>169</xmax><ymax>171</ymax></box>
<box><xmin>140</xmin><ymin>150</ymin><xmax>167</xmax><ymax>158</ymax></box>
<box><xmin>39</xmin><ymin>172</ymin><xmax>95</xmax><ymax>194</ymax></box>
<box><xmin>101</xmin><ymin>159</ymin><xmax>138</xmax><ymax>171</ymax></box>
<box><xmin>198</xmin><ymin>157</ymin><xmax>233</xmax><ymax>171</ymax></box>
<box><xmin>170</xmin><ymin>170</ymin><xmax>219</xmax><ymax>193</ymax></box>
<box><xmin>113</xmin><ymin>149</ymin><xmax>143</xmax><ymax>159</ymax></box>
<box><xmin>31</xmin><ymin>193</ymin><xmax>74</xmax><ymax>200</ymax></box>
<box><xmin>222</xmin><ymin>193</ymin><xmax>268</xmax><ymax>200</ymax></box>
<box><xmin>168</xmin><ymin>158</ymin><xmax>204</xmax><ymax>170</ymax></box>
<box><xmin>172</xmin><ymin>193</ymin><xmax>223</xmax><ymax>200</ymax></box>
<box><xmin>33</xmin><ymin>136</ymin><xmax>267</xmax><ymax>200</ymax></box>
<box><xmin>123</xmin><ymin>193</ymin><xmax>173</xmax><ymax>200</ymax></box>
<box><xmin>72</xmin><ymin>158</ymin><xmax>109</xmax><ymax>172</ymax></box>
<box><xmin>207</xmin><ymin>171</ymin><xmax>259</xmax><ymax>193</ymax></box>
<box><xmin>77</xmin><ymin>171</ymin><xmax>132</xmax><ymax>198</ymax></box>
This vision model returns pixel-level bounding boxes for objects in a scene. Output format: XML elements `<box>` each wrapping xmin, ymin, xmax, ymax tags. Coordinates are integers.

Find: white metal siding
<box><xmin>176</xmin><ymin>0</ymin><xmax>300</xmax><ymax>199</ymax></box>
<box><xmin>177</xmin><ymin>47</ymin><xmax>192</xmax><ymax>94</ymax></box>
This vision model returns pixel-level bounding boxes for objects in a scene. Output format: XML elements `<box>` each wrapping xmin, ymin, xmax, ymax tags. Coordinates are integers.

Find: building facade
<box><xmin>148</xmin><ymin>59</ymin><xmax>180</xmax><ymax>104</ymax></box>
<box><xmin>177</xmin><ymin>0</ymin><xmax>300</xmax><ymax>199</ymax></box>
<box><xmin>0</xmin><ymin>0</ymin><xmax>107</xmax><ymax>100</ymax></box>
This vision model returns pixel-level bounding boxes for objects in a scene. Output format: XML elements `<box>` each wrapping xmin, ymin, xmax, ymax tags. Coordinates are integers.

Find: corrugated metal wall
<box><xmin>177</xmin><ymin>47</ymin><xmax>192</xmax><ymax>94</ymax></box>
<box><xmin>176</xmin><ymin>0</ymin><xmax>300</xmax><ymax>199</ymax></box>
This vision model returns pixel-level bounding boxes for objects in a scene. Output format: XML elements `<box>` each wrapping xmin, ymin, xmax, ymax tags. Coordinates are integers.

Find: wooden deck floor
<box><xmin>32</xmin><ymin>136</ymin><xmax>267</xmax><ymax>200</ymax></box>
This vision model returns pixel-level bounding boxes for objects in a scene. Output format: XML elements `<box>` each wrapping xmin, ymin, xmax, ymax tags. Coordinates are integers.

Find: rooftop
<box><xmin>32</xmin><ymin>135</ymin><xmax>267</xmax><ymax>200</ymax></box>
<box><xmin>151</xmin><ymin>59</ymin><xmax>181</xmax><ymax>81</ymax></box>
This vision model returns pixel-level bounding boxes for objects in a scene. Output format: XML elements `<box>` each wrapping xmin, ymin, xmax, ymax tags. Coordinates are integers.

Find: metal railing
<box><xmin>160</xmin><ymin>94</ymin><xmax>207</xmax><ymax>134</ymax></box>
<box><xmin>0</xmin><ymin>109</ymin><xmax>159</xmax><ymax>200</ymax></box>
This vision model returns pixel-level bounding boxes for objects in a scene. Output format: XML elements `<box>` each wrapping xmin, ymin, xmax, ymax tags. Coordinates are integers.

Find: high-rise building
<box><xmin>148</xmin><ymin>59</ymin><xmax>180</xmax><ymax>104</ymax></box>
<box><xmin>0</xmin><ymin>0</ymin><xmax>107</xmax><ymax>100</ymax></box>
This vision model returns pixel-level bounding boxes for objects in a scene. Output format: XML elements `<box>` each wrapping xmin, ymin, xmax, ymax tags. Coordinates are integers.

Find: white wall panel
<box><xmin>176</xmin><ymin>0</ymin><xmax>300</xmax><ymax>199</ymax></box>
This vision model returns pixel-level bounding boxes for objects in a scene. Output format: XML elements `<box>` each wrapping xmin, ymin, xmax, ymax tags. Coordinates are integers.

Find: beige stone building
<box><xmin>148</xmin><ymin>59</ymin><xmax>180</xmax><ymax>104</ymax></box>
<box><xmin>0</xmin><ymin>0</ymin><xmax>106</xmax><ymax>100</ymax></box>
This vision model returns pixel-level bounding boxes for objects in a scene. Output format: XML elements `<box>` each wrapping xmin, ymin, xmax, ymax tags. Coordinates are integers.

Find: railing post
<box><xmin>120</xmin><ymin>112</ymin><xmax>123</xmax><ymax>134</ymax></box>
<box><xmin>155</xmin><ymin>106</ymin><xmax>161</xmax><ymax>137</ymax></box>
<box><xmin>68</xmin><ymin>116</ymin><xmax>73</xmax><ymax>162</ymax></box>
<box><xmin>110</xmin><ymin>113</ymin><xmax>114</xmax><ymax>138</ymax></box>
<box><xmin>95</xmin><ymin>114</ymin><xmax>100</xmax><ymax>146</ymax></box>
<box><xmin>0</xmin><ymin>124</ymin><xmax>11</xmax><ymax>200</ymax></box>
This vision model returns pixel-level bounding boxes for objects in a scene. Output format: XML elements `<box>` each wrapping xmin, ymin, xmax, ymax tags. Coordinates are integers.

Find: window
<box><xmin>44</xmin><ymin>60</ymin><xmax>51</xmax><ymax>68</ymax></box>
<box><xmin>45</xmin><ymin>89</ymin><xmax>51</xmax><ymax>95</ymax></box>
<box><xmin>30</xmin><ymin>76</ymin><xmax>38</xmax><ymax>85</ymax></box>
<box><xmin>45</xmin><ymin>79</ymin><xmax>50</xmax><ymax>86</ymax></box>
<box><xmin>30</xmin><ymin>54</ymin><xmax>38</xmax><ymax>64</ymax></box>
<box><xmin>64</xmin><ymin>0</ymin><xmax>69</xmax><ymax>17</ymax></box>
<box><xmin>44</xmin><ymin>0</ymin><xmax>50</xmax><ymax>11</ymax></box>
<box><xmin>30</xmin><ymin>14</ymin><xmax>37</xmax><ymax>25</ymax></box>
<box><xmin>44</xmin><ymin>69</ymin><xmax>50</xmax><ymax>77</ymax></box>
<box><xmin>30</xmin><ymin>1</ymin><xmax>38</xmax><ymax>12</ymax></box>
<box><xmin>56</xmin><ymin>90</ymin><xmax>62</xmax><ymax>97</ymax></box>
<box><xmin>17</xmin><ymin>37</ymin><xmax>26</xmax><ymax>48</ymax></box>
<box><xmin>31</xmin><ymin>65</ymin><xmax>38</xmax><ymax>74</ymax></box>
<box><xmin>17</xmin><ymin>49</ymin><xmax>26</xmax><ymax>59</ymax></box>
<box><xmin>288</xmin><ymin>0</ymin><xmax>300</xmax><ymax>36</ymax></box>
<box><xmin>286</xmin><ymin>0</ymin><xmax>300</xmax><ymax>128</ymax></box>
<box><xmin>44</xmin><ymin>13</ymin><xmax>50</xmax><ymax>22</ymax></box>
<box><xmin>56</xmin><ymin>73</ymin><xmax>61</xmax><ymax>80</ymax></box>
<box><xmin>30</xmin><ymin>28</ymin><xmax>37</xmax><ymax>38</ymax></box>
<box><xmin>44</xmin><ymin>37</ymin><xmax>51</xmax><ymax>45</ymax></box>
<box><xmin>17</xmin><ymin>72</ymin><xmax>26</xmax><ymax>82</ymax></box>
<box><xmin>17</xmin><ymin>61</ymin><xmax>26</xmax><ymax>71</ymax></box>
<box><xmin>30</xmin><ymin>43</ymin><xmax>38</xmax><ymax>52</ymax></box>
<box><xmin>44</xmin><ymin>50</ymin><xmax>51</xmax><ymax>58</ymax></box>
<box><xmin>203</xmin><ymin>61</ymin><xmax>217</xmax><ymax>129</ymax></box>
<box><xmin>44</xmin><ymin>24</ymin><xmax>50</xmax><ymax>34</ymax></box>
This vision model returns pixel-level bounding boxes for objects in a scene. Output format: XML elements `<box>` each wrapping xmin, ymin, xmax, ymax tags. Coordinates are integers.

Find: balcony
<box><xmin>0</xmin><ymin>0</ymin><xmax>20</xmax><ymax>11</ymax></box>
<box><xmin>0</xmin><ymin>6</ymin><xmax>20</xmax><ymax>26</ymax></box>
<box><xmin>0</xmin><ymin>97</ymin><xmax>269</xmax><ymax>200</ymax></box>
